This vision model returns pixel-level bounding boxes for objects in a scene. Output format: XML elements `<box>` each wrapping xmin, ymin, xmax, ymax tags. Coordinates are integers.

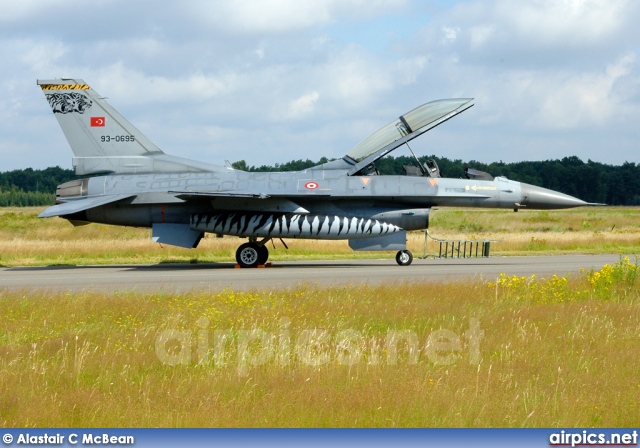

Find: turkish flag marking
<box><xmin>91</xmin><ymin>117</ymin><xmax>106</xmax><ymax>127</ymax></box>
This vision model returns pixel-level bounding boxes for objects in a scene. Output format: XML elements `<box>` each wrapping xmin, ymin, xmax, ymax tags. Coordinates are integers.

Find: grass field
<box><xmin>0</xmin><ymin>206</ymin><xmax>639</xmax><ymax>266</ymax></box>
<box><xmin>1</xmin><ymin>257</ymin><xmax>638</xmax><ymax>427</ymax></box>
<box><xmin>1</xmin><ymin>206</ymin><xmax>639</xmax><ymax>427</ymax></box>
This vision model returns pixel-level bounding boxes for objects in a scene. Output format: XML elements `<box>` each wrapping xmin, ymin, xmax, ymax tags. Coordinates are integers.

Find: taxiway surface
<box><xmin>0</xmin><ymin>254</ymin><xmax>621</xmax><ymax>292</ymax></box>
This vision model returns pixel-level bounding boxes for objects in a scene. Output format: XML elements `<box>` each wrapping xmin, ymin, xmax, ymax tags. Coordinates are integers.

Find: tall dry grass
<box><xmin>1</xmin><ymin>258</ymin><xmax>639</xmax><ymax>427</ymax></box>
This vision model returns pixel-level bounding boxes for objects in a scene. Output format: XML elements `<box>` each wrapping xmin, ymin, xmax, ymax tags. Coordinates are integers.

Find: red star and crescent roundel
<box><xmin>304</xmin><ymin>182</ymin><xmax>319</xmax><ymax>190</ymax></box>
<box><xmin>90</xmin><ymin>117</ymin><xmax>106</xmax><ymax>127</ymax></box>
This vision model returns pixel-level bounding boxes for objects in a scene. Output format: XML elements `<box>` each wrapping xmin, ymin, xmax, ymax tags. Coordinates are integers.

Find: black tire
<box><xmin>257</xmin><ymin>245</ymin><xmax>269</xmax><ymax>265</ymax></box>
<box><xmin>396</xmin><ymin>250</ymin><xmax>413</xmax><ymax>266</ymax></box>
<box><xmin>236</xmin><ymin>242</ymin><xmax>261</xmax><ymax>268</ymax></box>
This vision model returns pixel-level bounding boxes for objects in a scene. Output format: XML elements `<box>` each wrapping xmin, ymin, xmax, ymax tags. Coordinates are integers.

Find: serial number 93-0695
<box><xmin>101</xmin><ymin>135</ymin><xmax>136</xmax><ymax>143</ymax></box>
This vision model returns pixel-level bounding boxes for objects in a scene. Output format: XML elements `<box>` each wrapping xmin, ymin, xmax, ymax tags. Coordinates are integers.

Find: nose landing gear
<box><xmin>395</xmin><ymin>250</ymin><xmax>413</xmax><ymax>266</ymax></box>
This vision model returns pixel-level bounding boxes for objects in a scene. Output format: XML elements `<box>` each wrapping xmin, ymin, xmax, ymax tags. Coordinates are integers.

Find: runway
<box><xmin>0</xmin><ymin>254</ymin><xmax>621</xmax><ymax>293</ymax></box>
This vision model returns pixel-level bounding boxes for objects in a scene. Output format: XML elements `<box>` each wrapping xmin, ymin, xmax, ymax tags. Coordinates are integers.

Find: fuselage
<box><xmin>59</xmin><ymin>168</ymin><xmax>585</xmax><ymax>240</ymax></box>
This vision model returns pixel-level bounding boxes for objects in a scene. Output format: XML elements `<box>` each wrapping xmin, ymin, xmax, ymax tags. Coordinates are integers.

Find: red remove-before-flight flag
<box><xmin>90</xmin><ymin>117</ymin><xmax>106</xmax><ymax>127</ymax></box>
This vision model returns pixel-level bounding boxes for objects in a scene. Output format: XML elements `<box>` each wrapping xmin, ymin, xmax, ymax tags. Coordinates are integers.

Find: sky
<box><xmin>1</xmin><ymin>0</ymin><xmax>639</xmax><ymax>171</ymax></box>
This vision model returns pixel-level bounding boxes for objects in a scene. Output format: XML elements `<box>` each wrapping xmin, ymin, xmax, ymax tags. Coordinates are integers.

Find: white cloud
<box><xmin>326</xmin><ymin>55</ymin><xmax>393</xmax><ymax>103</ymax></box>
<box><xmin>287</xmin><ymin>92</ymin><xmax>320</xmax><ymax>118</ymax></box>
<box><xmin>426</xmin><ymin>52</ymin><xmax>639</xmax><ymax>134</ymax></box>
<box><xmin>535</xmin><ymin>53</ymin><xmax>637</xmax><ymax>129</ymax></box>
<box><xmin>469</xmin><ymin>25</ymin><xmax>495</xmax><ymax>51</ymax></box>
<box><xmin>319</xmin><ymin>49</ymin><xmax>427</xmax><ymax>110</ymax></box>
<box><xmin>441</xmin><ymin>26</ymin><xmax>460</xmax><ymax>44</ymax></box>
<box><xmin>0</xmin><ymin>0</ymin><xmax>89</xmax><ymax>22</ymax></box>
<box><xmin>189</xmin><ymin>0</ymin><xmax>409</xmax><ymax>34</ymax></box>
<box><xmin>19</xmin><ymin>40</ymin><xmax>68</xmax><ymax>74</ymax></box>
<box><xmin>36</xmin><ymin>64</ymin><xmax>240</xmax><ymax>109</ymax></box>
<box><xmin>195</xmin><ymin>0</ymin><xmax>334</xmax><ymax>33</ymax></box>
<box><xmin>445</xmin><ymin>0</ymin><xmax>639</xmax><ymax>56</ymax></box>
<box><xmin>495</xmin><ymin>0</ymin><xmax>630</xmax><ymax>45</ymax></box>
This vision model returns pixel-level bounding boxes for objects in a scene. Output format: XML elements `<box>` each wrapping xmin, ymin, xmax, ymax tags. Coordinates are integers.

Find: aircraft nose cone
<box><xmin>520</xmin><ymin>183</ymin><xmax>588</xmax><ymax>209</ymax></box>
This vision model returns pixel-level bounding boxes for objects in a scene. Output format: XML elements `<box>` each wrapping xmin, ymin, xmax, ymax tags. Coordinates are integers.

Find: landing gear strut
<box><xmin>396</xmin><ymin>250</ymin><xmax>413</xmax><ymax>266</ymax></box>
<box><xmin>235</xmin><ymin>242</ymin><xmax>270</xmax><ymax>268</ymax></box>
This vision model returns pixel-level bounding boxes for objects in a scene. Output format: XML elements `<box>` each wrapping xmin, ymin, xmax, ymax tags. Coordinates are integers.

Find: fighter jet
<box><xmin>37</xmin><ymin>78</ymin><xmax>592</xmax><ymax>267</ymax></box>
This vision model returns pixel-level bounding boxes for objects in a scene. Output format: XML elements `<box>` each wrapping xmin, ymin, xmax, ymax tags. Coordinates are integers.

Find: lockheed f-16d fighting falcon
<box><xmin>37</xmin><ymin>79</ymin><xmax>594</xmax><ymax>267</ymax></box>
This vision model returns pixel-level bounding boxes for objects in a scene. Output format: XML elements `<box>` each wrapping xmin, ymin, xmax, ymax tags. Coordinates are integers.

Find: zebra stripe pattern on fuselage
<box><xmin>191</xmin><ymin>212</ymin><xmax>403</xmax><ymax>240</ymax></box>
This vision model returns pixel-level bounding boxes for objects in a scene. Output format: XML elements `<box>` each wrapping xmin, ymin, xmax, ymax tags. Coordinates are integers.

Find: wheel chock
<box><xmin>234</xmin><ymin>263</ymin><xmax>272</xmax><ymax>269</ymax></box>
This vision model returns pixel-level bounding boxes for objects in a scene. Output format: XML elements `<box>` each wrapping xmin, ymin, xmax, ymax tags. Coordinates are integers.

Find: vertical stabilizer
<box><xmin>38</xmin><ymin>79</ymin><xmax>163</xmax><ymax>157</ymax></box>
<box><xmin>38</xmin><ymin>78</ymin><xmax>224</xmax><ymax>175</ymax></box>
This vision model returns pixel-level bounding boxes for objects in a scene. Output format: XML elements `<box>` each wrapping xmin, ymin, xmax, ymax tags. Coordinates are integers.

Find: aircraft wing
<box><xmin>39</xmin><ymin>194</ymin><xmax>136</xmax><ymax>218</ymax></box>
<box><xmin>172</xmin><ymin>191</ymin><xmax>270</xmax><ymax>200</ymax></box>
<box><xmin>170</xmin><ymin>191</ymin><xmax>314</xmax><ymax>214</ymax></box>
<box><xmin>171</xmin><ymin>191</ymin><xmax>330</xmax><ymax>199</ymax></box>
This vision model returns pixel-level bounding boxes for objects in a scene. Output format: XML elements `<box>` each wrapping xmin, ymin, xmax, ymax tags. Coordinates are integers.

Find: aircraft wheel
<box><xmin>258</xmin><ymin>245</ymin><xmax>269</xmax><ymax>265</ymax></box>
<box><xmin>236</xmin><ymin>242</ymin><xmax>261</xmax><ymax>268</ymax></box>
<box><xmin>396</xmin><ymin>250</ymin><xmax>413</xmax><ymax>266</ymax></box>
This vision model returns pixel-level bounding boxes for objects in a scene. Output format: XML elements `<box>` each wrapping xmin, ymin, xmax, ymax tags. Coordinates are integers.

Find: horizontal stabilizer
<box><xmin>38</xmin><ymin>194</ymin><xmax>135</xmax><ymax>218</ymax></box>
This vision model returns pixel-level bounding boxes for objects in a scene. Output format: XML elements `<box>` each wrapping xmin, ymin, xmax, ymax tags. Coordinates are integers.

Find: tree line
<box><xmin>0</xmin><ymin>166</ymin><xmax>73</xmax><ymax>206</ymax></box>
<box><xmin>1</xmin><ymin>156</ymin><xmax>639</xmax><ymax>206</ymax></box>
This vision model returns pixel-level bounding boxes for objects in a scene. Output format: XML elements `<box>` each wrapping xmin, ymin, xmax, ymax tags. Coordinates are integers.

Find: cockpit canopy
<box><xmin>345</xmin><ymin>98</ymin><xmax>473</xmax><ymax>172</ymax></box>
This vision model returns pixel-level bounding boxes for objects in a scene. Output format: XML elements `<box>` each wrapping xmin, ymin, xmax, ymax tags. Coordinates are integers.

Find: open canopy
<box><xmin>345</xmin><ymin>98</ymin><xmax>474</xmax><ymax>174</ymax></box>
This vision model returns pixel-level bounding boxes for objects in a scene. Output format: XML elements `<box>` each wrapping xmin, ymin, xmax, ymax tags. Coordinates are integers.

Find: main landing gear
<box><xmin>395</xmin><ymin>250</ymin><xmax>413</xmax><ymax>266</ymax></box>
<box><xmin>235</xmin><ymin>239</ymin><xmax>413</xmax><ymax>268</ymax></box>
<box><xmin>236</xmin><ymin>240</ymin><xmax>269</xmax><ymax>268</ymax></box>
